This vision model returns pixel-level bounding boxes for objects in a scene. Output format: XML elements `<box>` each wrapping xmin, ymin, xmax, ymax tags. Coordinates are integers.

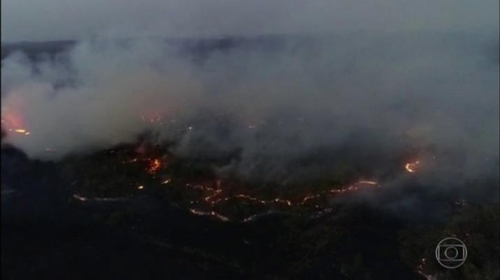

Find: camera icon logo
<box><xmin>435</xmin><ymin>237</ymin><xmax>468</xmax><ymax>269</ymax></box>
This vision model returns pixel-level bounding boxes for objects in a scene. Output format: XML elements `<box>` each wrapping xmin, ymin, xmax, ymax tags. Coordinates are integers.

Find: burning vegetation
<box><xmin>1</xmin><ymin>107</ymin><xmax>427</xmax><ymax>223</ymax></box>
<box><xmin>1</xmin><ymin>110</ymin><xmax>31</xmax><ymax>136</ymax></box>
<box><xmin>3</xmin><ymin>120</ymin><xmax>496</xmax><ymax>280</ymax></box>
<box><xmin>58</xmin><ymin>135</ymin><xmax>431</xmax><ymax>223</ymax></box>
<box><xmin>1</xmin><ymin>33</ymin><xmax>498</xmax><ymax>280</ymax></box>
<box><xmin>2</xmin><ymin>107</ymin><xmax>497</xmax><ymax>280</ymax></box>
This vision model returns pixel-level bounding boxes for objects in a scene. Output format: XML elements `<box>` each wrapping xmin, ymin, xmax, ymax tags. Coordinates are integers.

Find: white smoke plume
<box><xmin>1</xmin><ymin>33</ymin><xmax>498</xmax><ymax>184</ymax></box>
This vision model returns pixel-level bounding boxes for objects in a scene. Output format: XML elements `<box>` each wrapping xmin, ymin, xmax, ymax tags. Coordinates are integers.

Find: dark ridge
<box><xmin>2</xmin><ymin>31</ymin><xmax>497</xmax><ymax>63</ymax></box>
<box><xmin>1</xmin><ymin>40</ymin><xmax>76</xmax><ymax>60</ymax></box>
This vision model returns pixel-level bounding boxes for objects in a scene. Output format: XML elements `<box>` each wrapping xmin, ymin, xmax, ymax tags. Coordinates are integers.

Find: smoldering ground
<box><xmin>1</xmin><ymin>32</ymin><xmax>499</xmax><ymax>188</ymax></box>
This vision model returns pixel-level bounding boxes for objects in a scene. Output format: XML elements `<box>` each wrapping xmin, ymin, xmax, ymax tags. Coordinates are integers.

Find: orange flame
<box><xmin>147</xmin><ymin>158</ymin><xmax>162</xmax><ymax>174</ymax></box>
<box><xmin>180</xmin><ymin>179</ymin><xmax>379</xmax><ymax>222</ymax></box>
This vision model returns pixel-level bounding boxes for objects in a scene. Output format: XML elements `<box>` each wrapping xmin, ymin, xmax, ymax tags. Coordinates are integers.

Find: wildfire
<box><xmin>82</xmin><ymin>148</ymin><xmax>385</xmax><ymax>223</ymax></box>
<box><xmin>1</xmin><ymin>120</ymin><xmax>31</xmax><ymax>136</ymax></box>
<box><xmin>147</xmin><ymin>158</ymin><xmax>162</xmax><ymax>174</ymax></box>
<box><xmin>405</xmin><ymin>160</ymin><xmax>420</xmax><ymax>173</ymax></box>
<box><xmin>14</xmin><ymin>129</ymin><xmax>29</xmax><ymax>134</ymax></box>
<box><xmin>73</xmin><ymin>194</ymin><xmax>128</xmax><ymax>202</ymax></box>
<box><xmin>115</xmin><ymin>146</ymin><xmax>387</xmax><ymax>223</ymax></box>
<box><xmin>178</xmin><ymin>179</ymin><xmax>379</xmax><ymax>222</ymax></box>
<box><xmin>1</xmin><ymin>107</ymin><xmax>31</xmax><ymax>136</ymax></box>
<box><xmin>189</xmin><ymin>209</ymin><xmax>230</xmax><ymax>222</ymax></box>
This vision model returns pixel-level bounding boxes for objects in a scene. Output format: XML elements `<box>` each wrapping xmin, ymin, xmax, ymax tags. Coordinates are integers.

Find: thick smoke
<box><xmin>1</xmin><ymin>32</ymin><xmax>499</xmax><ymax>184</ymax></box>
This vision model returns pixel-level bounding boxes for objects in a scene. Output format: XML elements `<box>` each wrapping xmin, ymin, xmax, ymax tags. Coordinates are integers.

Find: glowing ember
<box><xmin>189</xmin><ymin>209</ymin><xmax>230</xmax><ymax>222</ymax></box>
<box><xmin>11</xmin><ymin>128</ymin><xmax>30</xmax><ymax>135</ymax></box>
<box><xmin>147</xmin><ymin>159</ymin><xmax>162</xmax><ymax>174</ymax></box>
<box><xmin>1</xmin><ymin>122</ymin><xmax>31</xmax><ymax>136</ymax></box>
<box><xmin>405</xmin><ymin>160</ymin><xmax>420</xmax><ymax>173</ymax></box>
<box><xmin>137</xmin><ymin>185</ymin><xmax>144</xmax><ymax>190</ymax></box>
<box><xmin>1</xmin><ymin>107</ymin><xmax>30</xmax><ymax>136</ymax></box>
<box><xmin>72</xmin><ymin>194</ymin><xmax>128</xmax><ymax>202</ymax></box>
<box><xmin>358</xmin><ymin>180</ymin><xmax>378</xmax><ymax>185</ymax></box>
<box><xmin>161</xmin><ymin>179</ymin><xmax>171</xmax><ymax>184</ymax></box>
<box><xmin>180</xmin><ymin>179</ymin><xmax>379</xmax><ymax>222</ymax></box>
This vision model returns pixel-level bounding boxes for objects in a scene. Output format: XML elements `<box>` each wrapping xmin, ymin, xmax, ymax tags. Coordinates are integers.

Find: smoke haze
<box><xmin>1</xmin><ymin>4</ymin><xmax>499</xmax><ymax>280</ymax></box>
<box><xmin>1</xmin><ymin>0</ymin><xmax>498</xmax><ymax>187</ymax></box>
<box><xmin>1</xmin><ymin>32</ymin><xmax>498</xmax><ymax>185</ymax></box>
<box><xmin>2</xmin><ymin>0</ymin><xmax>498</xmax><ymax>42</ymax></box>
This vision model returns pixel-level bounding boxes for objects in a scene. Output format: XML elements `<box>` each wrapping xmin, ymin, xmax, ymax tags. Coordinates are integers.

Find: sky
<box><xmin>2</xmin><ymin>0</ymin><xmax>498</xmax><ymax>42</ymax></box>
